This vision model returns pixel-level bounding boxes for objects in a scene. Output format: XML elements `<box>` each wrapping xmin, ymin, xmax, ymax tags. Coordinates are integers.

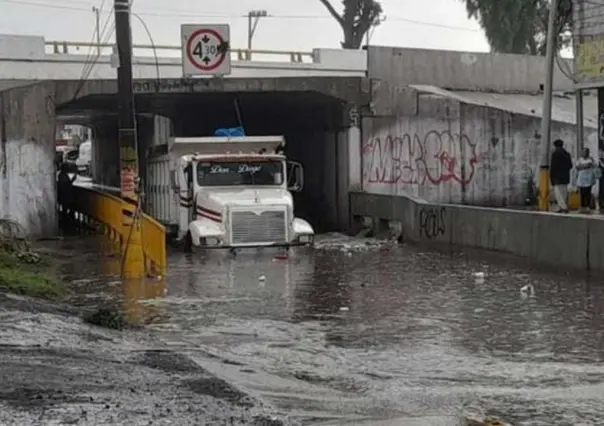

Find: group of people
<box><xmin>550</xmin><ymin>139</ymin><xmax>603</xmax><ymax>213</ymax></box>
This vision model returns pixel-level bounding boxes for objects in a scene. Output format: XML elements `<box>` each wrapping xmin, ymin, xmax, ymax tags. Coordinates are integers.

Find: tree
<box><xmin>318</xmin><ymin>0</ymin><xmax>383</xmax><ymax>49</ymax></box>
<box><xmin>461</xmin><ymin>0</ymin><xmax>573</xmax><ymax>55</ymax></box>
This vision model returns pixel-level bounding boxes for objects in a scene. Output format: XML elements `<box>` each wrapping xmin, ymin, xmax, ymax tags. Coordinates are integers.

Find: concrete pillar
<box><xmin>0</xmin><ymin>82</ymin><xmax>58</xmax><ymax>237</ymax></box>
<box><xmin>136</xmin><ymin>116</ymin><xmax>153</xmax><ymax>192</ymax></box>
<box><xmin>153</xmin><ymin>114</ymin><xmax>172</xmax><ymax>147</ymax></box>
<box><xmin>322</xmin><ymin>131</ymin><xmax>338</xmax><ymax>230</ymax></box>
<box><xmin>92</xmin><ymin>119</ymin><xmax>119</xmax><ymax>187</ymax></box>
<box><xmin>348</xmin><ymin>125</ymin><xmax>361</xmax><ymax>190</ymax></box>
<box><xmin>336</xmin><ymin>129</ymin><xmax>350</xmax><ymax>230</ymax></box>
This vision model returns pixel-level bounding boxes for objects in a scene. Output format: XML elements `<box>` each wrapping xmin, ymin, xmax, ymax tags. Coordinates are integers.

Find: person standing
<box><xmin>57</xmin><ymin>162</ymin><xmax>77</xmax><ymax>227</ymax></box>
<box><xmin>598</xmin><ymin>151</ymin><xmax>604</xmax><ymax>212</ymax></box>
<box><xmin>575</xmin><ymin>147</ymin><xmax>599</xmax><ymax>213</ymax></box>
<box><xmin>549</xmin><ymin>139</ymin><xmax>573</xmax><ymax>213</ymax></box>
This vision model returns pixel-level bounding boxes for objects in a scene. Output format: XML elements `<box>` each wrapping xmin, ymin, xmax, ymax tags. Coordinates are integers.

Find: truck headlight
<box><xmin>298</xmin><ymin>235</ymin><xmax>312</xmax><ymax>243</ymax></box>
<box><xmin>204</xmin><ymin>237</ymin><xmax>220</xmax><ymax>246</ymax></box>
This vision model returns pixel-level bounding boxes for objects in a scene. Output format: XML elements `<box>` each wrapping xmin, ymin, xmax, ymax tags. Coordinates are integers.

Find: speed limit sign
<box><xmin>181</xmin><ymin>24</ymin><xmax>231</xmax><ymax>76</ymax></box>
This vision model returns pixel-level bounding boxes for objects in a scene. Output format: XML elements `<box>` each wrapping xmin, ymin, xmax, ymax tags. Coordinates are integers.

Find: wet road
<box><xmin>46</xmin><ymin>235</ymin><xmax>604</xmax><ymax>424</ymax></box>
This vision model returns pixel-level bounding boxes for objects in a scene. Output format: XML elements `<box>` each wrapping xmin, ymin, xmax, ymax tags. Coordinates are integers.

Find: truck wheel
<box><xmin>183</xmin><ymin>231</ymin><xmax>193</xmax><ymax>253</ymax></box>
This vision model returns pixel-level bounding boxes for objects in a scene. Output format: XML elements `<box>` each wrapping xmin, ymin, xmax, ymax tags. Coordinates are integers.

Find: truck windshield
<box><xmin>196</xmin><ymin>160</ymin><xmax>284</xmax><ymax>186</ymax></box>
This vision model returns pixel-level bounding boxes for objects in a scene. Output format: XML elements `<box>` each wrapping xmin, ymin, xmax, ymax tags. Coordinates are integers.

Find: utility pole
<box><xmin>537</xmin><ymin>0</ymin><xmax>558</xmax><ymax>211</ymax></box>
<box><xmin>92</xmin><ymin>6</ymin><xmax>101</xmax><ymax>55</ymax></box>
<box><xmin>114</xmin><ymin>0</ymin><xmax>143</xmax><ymax>279</ymax></box>
<box><xmin>247</xmin><ymin>10</ymin><xmax>267</xmax><ymax>59</ymax></box>
<box><xmin>576</xmin><ymin>0</ymin><xmax>585</xmax><ymax>160</ymax></box>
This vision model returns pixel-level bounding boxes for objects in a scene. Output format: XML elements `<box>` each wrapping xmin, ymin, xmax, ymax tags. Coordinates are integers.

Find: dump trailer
<box><xmin>146</xmin><ymin>136</ymin><xmax>314</xmax><ymax>250</ymax></box>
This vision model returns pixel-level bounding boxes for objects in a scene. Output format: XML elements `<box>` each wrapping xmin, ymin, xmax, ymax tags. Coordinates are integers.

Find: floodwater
<box><xmin>45</xmin><ymin>234</ymin><xmax>604</xmax><ymax>425</ymax></box>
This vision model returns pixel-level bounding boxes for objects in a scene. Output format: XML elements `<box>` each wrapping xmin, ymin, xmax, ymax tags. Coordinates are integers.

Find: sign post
<box><xmin>181</xmin><ymin>24</ymin><xmax>231</xmax><ymax>77</ymax></box>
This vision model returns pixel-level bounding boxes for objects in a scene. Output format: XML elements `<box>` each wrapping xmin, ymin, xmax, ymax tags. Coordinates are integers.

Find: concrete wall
<box><xmin>0</xmin><ymin>82</ymin><xmax>57</xmax><ymax>237</ymax></box>
<box><xmin>572</xmin><ymin>0</ymin><xmax>604</xmax><ymax>89</ymax></box>
<box><xmin>286</xmin><ymin>129</ymin><xmax>342</xmax><ymax>232</ymax></box>
<box><xmin>367</xmin><ymin>45</ymin><xmax>574</xmax><ymax>92</ymax></box>
<box><xmin>350</xmin><ymin>192</ymin><xmax>603</xmax><ymax>271</ymax></box>
<box><xmin>361</xmin><ymin>94</ymin><xmax>598</xmax><ymax>206</ymax></box>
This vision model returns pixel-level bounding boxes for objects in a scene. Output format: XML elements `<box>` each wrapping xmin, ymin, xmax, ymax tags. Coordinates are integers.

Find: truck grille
<box><xmin>230</xmin><ymin>210</ymin><xmax>287</xmax><ymax>245</ymax></box>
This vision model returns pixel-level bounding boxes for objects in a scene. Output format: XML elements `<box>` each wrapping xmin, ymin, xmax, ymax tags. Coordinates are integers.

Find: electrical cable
<box><xmin>131</xmin><ymin>12</ymin><xmax>160</xmax><ymax>83</ymax></box>
<box><xmin>556</xmin><ymin>53</ymin><xmax>575</xmax><ymax>81</ymax></box>
<box><xmin>77</xmin><ymin>0</ymin><xmax>110</xmax><ymax>77</ymax></box>
<box><xmin>0</xmin><ymin>0</ymin><xmax>480</xmax><ymax>33</ymax></box>
<box><xmin>71</xmin><ymin>9</ymin><xmax>116</xmax><ymax>102</ymax></box>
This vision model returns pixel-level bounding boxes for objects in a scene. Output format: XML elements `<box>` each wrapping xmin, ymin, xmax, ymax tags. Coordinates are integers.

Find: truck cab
<box><xmin>167</xmin><ymin>136</ymin><xmax>314</xmax><ymax>250</ymax></box>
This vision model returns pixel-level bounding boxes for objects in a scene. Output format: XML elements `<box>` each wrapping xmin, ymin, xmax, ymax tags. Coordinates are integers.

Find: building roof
<box><xmin>408</xmin><ymin>84</ymin><xmax>597</xmax><ymax>129</ymax></box>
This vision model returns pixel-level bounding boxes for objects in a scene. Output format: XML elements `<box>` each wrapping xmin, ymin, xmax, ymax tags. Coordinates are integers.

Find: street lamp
<box><xmin>247</xmin><ymin>9</ymin><xmax>268</xmax><ymax>59</ymax></box>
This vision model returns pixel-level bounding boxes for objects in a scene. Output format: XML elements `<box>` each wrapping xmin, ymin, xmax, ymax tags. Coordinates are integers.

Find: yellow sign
<box><xmin>120</xmin><ymin>146</ymin><xmax>137</xmax><ymax>163</ymax></box>
<box><xmin>576</xmin><ymin>39</ymin><xmax>604</xmax><ymax>79</ymax></box>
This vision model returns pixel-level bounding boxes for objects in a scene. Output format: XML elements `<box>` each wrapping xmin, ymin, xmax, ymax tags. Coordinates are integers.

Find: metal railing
<box><xmin>70</xmin><ymin>184</ymin><xmax>167</xmax><ymax>279</ymax></box>
<box><xmin>45</xmin><ymin>40</ymin><xmax>312</xmax><ymax>63</ymax></box>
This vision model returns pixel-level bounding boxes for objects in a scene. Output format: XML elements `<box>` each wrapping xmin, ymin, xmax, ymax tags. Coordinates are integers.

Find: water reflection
<box><xmin>166</xmin><ymin>248</ymin><xmax>316</xmax><ymax>321</ymax></box>
<box><xmin>291</xmin><ymin>250</ymin><xmax>350</xmax><ymax>322</ymax></box>
<box><xmin>121</xmin><ymin>277</ymin><xmax>166</xmax><ymax>325</ymax></box>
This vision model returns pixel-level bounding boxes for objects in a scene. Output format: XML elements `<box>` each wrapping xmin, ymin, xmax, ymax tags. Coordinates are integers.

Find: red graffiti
<box><xmin>362</xmin><ymin>130</ymin><xmax>478</xmax><ymax>185</ymax></box>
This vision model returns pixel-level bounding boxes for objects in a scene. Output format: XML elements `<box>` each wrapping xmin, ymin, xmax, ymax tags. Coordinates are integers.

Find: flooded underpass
<box><xmin>6</xmin><ymin>234</ymin><xmax>604</xmax><ymax>425</ymax></box>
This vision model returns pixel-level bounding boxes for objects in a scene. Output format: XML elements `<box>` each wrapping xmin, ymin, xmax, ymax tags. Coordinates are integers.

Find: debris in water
<box><xmin>520</xmin><ymin>283</ymin><xmax>535</xmax><ymax>297</ymax></box>
<box><xmin>465</xmin><ymin>415</ymin><xmax>512</xmax><ymax>426</ymax></box>
<box><xmin>473</xmin><ymin>271</ymin><xmax>485</xmax><ymax>284</ymax></box>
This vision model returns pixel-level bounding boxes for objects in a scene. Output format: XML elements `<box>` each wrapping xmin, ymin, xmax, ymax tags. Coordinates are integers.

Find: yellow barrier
<box><xmin>70</xmin><ymin>185</ymin><xmax>167</xmax><ymax>278</ymax></box>
<box><xmin>568</xmin><ymin>190</ymin><xmax>581</xmax><ymax>211</ymax></box>
<box><xmin>141</xmin><ymin>212</ymin><xmax>167</xmax><ymax>277</ymax></box>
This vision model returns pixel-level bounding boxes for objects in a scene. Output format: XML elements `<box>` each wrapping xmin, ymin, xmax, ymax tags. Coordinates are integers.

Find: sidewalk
<box><xmin>510</xmin><ymin>203</ymin><xmax>604</xmax><ymax>220</ymax></box>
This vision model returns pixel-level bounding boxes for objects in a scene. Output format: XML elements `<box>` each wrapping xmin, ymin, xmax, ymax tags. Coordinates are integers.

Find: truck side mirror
<box><xmin>287</xmin><ymin>161</ymin><xmax>304</xmax><ymax>192</ymax></box>
<box><xmin>170</xmin><ymin>170</ymin><xmax>179</xmax><ymax>192</ymax></box>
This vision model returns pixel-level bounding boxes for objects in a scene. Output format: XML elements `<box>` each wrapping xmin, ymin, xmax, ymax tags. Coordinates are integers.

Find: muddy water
<box><xmin>44</xmin><ymin>235</ymin><xmax>604</xmax><ymax>425</ymax></box>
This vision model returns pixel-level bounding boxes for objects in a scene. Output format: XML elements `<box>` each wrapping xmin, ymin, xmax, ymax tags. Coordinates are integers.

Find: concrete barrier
<box><xmin>350</xmin><ymin>192</ymin><xmax>596</xmax><ymax>271</ymax></box>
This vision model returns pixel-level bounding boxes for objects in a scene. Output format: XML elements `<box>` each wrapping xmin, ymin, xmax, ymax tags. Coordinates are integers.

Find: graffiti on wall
<box><xmin>362</xmin><ymin>130</ymin><xmax>478</xmax><ymax>186</ymax></box>
<box><xmin>418</xmin><ymin>206</ymin><xmax>446</xmax><ymax>239</ymax></box>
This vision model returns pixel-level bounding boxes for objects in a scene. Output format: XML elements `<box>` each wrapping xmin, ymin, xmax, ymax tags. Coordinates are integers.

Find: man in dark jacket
<box><xmin>57</xmin><ymin>162</ymin><xmax>77</xmax><ymax>227</ymax></box>
<box><xmin>550</xmin><ymin>139</ymin><xmax>573</xmax><ymax>213</ymax></box>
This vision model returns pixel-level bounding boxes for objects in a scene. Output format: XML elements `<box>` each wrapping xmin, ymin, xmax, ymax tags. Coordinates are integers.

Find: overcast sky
<box><xmin>0</xmin><ymin>0</ymin><xmax>490</xmax><ymax>54</ymax></box>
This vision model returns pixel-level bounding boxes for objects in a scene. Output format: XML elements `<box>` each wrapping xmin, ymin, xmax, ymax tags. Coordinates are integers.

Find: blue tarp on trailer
<box><xmin>214</xmin><ymin>127</ymin><xmax>245</xmax><ymax>137</ymax></box>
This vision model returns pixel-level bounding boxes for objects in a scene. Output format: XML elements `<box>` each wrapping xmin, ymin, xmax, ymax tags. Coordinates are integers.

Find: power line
<box><xmin>132</xmin><ymin>12</ymin><xmax>160</xmax><ymax>82</ymax></box>
<box><xmin>0</xmin><ymin>0</ymin><xmax>480</xmax><ymax>33</ymax></box>
<box><xmin>71</xmin><ymin>4</ymin><xmax>115</xmax><ymax>102</ymax></box>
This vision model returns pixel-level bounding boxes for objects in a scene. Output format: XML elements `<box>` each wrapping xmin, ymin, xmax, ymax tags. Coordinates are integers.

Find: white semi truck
<box><xmin>146</xmin><ymin>135</ymin><xmax>314</xmax><ymax>251</ymax></box>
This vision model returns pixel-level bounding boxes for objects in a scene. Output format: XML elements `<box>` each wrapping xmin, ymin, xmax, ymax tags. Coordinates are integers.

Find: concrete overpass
<box><xmin>0</xmin><ymin>75</ymin><xmax>369</xmax><ymax>236</ymax></box>
<box><xmin>0</xmin><ymin>41</ymin><xmax>584</xmax><ymax>239</ymax></box>
<box><xmin>0</xmin><ymin>34</ymin><xmax>366</xmax><ymax>90</ymax></box>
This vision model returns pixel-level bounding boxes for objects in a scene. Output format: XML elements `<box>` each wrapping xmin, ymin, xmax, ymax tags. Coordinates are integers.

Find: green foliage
<box><xmin>84</xmin><ymin>307</ymin><xmax>126</xmax><ymax>330</ymax></box>
<box><xmin>462</xmin><ymin>0</ymin><xmax>573</xmax><ymax>55</ymax></box>
<box><xmin>319</xmin><ymin>0</ymin><xmax>383</xmax><ymax>49</ymax></box>
<box><xmin>0</xmin><ymin>218</ymin><xmax>64</xmax><ymax>299</ymax></box>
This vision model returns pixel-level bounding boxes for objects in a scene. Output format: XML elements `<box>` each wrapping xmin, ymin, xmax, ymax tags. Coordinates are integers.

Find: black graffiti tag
<box><xmin>419</xmin><ymin>207</ymin><xmax>446</xmax><ymax>239</ymax></box>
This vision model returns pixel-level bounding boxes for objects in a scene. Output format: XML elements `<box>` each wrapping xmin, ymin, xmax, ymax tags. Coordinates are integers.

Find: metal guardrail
<box><xmin>45</xmin><ymin>40</ymin><xmax>312</xmax><ymax>63</ymax></box>
<box><xmin>71</xmin><ymin>184</ymin><xmax>167</xmax><ymax>279</ymax></box>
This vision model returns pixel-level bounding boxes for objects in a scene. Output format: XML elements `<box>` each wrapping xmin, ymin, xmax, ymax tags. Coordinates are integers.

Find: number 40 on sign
<box><xmin>181</xmin><ymin>24</ymin><xmax>231</xmax><ymax>77</ymax></box>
